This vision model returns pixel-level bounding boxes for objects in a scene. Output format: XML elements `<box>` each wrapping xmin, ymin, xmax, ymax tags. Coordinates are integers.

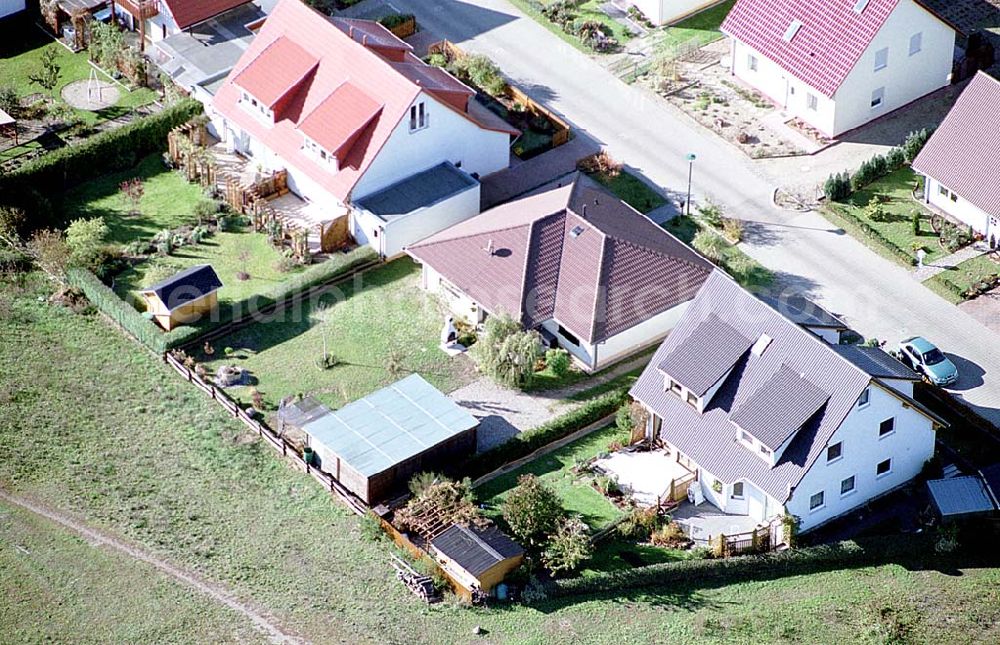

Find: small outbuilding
<box><xmin>927</xmin><ymin>475</ymin><xmax>998</xmax><ymax>521</ymax></box>
<box><xmin>430</xmin><ymin>523</ymin><xmax>525</xmax><ymax>598</ymax></box>
<box><xmin>140</xmin><ymin>264</ymin><xmax>222</xmax><ymax>331</ymax></box>
<box><xmin>301</xmin><ymin>374</ymin><xmax>478</xmax><ymax>505</ymax></box>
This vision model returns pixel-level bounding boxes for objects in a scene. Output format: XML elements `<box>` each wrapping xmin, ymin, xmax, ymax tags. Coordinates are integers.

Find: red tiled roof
<box><xmin>407</xmin><ymin>175</ymin><xmax>714</xmax><ymax>344</ymax></box>
<box><xmin>213</xmin><ymin>0</ymin><xmax>513</xmax><ymax>203</ymax></box>
<box><xmin>722</xmin><ymin>0</ymin><xmax>941</xmax><ymax>97</ymax></box>
<box><xmin>233</xmin><ymin>37</ymin><xmax>318</xmax><ymax>108</ymax></box>
<box><xmin>162</xmin><ymin>0</ymin><xmax>248</xmax><ymax>30</ymax></box>
<box><xmin>912</xmin><ymin>71</ymin><xmax>1000</xmax><ymax>218</ymax></box>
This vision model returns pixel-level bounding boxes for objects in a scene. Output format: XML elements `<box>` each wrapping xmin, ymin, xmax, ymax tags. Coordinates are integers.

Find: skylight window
<box><xmin>751</xmin><ymin>334</ymin><xmax>773</xmax><ymax>356</ymax></box>
<box><xmin>853</xmin><ymin>0</ymin><xmax>871</xmax><ymax>13</ymax></box>
<box><xmin>569</xmin><ymin>225</ymin><xmax>586</xmax><ymax>238</ymax></box>
<box><xmin>782</xmin><ymin>19</ymin><xmax>803</xmax><ymax>43</ymax></box>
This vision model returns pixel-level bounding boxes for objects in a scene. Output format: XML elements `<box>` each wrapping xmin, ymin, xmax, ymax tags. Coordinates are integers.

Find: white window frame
<box><xmin>806</xmin><ymin>93</ymin><xmax>818</xmax><ymax>111</ymax></box>
<box><xmin>409</xmin><ymin>101</ymin><xmax>428</xmax><ymax>132</ymax></box>
<box><xmin>840</xmin><ymin>475</ymin><xmax>856</xmax><ymax>496</ymax></box>
<box><xmin>748</xmin><ymin>54</ymin><xmax>758</xmax><ymax>71</ymax></box>
<box><xmin>876</xmin><ymin>458</ymin><xmax>892</xmax><ymax>479</ymax></box>
<box><xmin>878</xmin><ymin>417</ymin><xmax>895</xmax><ymax>439</ymax></box>
<box><xmin>909</xmin><ymin>32</ymin><xmax>922</xmax><ymax>56</ymax></box>
<box><xmin>873</xmin><ymin>47</ymin><xmax>889</xmax><ymax>71</ymax></box>
<box><xmin>871</xmin><ymin>87</ymin><xmax>885</xmax><ymax>109</ymax></box>
<box><xmin>731</xmin><ymin>481</ymin><xmax>745</xmax><ymax>499</ymax></box>
<box><xmin>809</xmin><ymin>491</ymin><xmax>825</xmax><ymax>511</ymax></box>
<box><xmin>827</xmin><ymin>441</ymin><xmax>843</xmax><ymax>464</ymax></box>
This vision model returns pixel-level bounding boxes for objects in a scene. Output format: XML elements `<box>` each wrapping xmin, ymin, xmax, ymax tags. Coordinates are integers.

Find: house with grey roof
<box><xmin>631</xmin><ymin>269</ymin><xmax>947</xmax><ymax>533</ymax></box>
<box><xmin>406</xmin><ymin>174</ymin><xmax>714</xmax><ymax>372</ymax></box>
<box><xmin>912</xmin><ymin>71</ymin><xmax>1000</xmax><ymax>244</ymax></box>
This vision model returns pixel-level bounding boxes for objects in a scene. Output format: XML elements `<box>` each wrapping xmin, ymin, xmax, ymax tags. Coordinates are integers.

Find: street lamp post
<box><xmin>685</xmin><ymin>153</ymin><xmax>697</xmax><ymax>216</ymax></box>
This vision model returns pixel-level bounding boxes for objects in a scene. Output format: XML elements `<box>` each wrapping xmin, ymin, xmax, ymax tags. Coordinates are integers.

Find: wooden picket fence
<box><xmin>163</xmin><ymin>352</ymin><xmax>368</xmax><ymax>515</ymax></box>
<box><xmin>710</xmin><ymin>519</ymin><xmax>783</xmax><ymax>558</ymax></box>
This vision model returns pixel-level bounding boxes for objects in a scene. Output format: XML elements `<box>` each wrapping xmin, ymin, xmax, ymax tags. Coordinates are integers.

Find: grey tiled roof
<box><xmin>631</xmin><ymin>270</ymin><xmax>874</xmax><ymax>502</ymax></box>
<box><xmin>831</xmin><ymin>344</ymin><xmax>921</xmax><ymax>381</ymax></box>
<box><xmin>759</xmin><ymin>294</ymin><xmax>846</xmax><ymax>329</ymax></box>
<box><xmin>657</xmin><ymin>314</ymin><xmax>754</xmax><ymax>396</ymax></box>
<box><xmin>730</xmin><ymin>365</ymin><xmax>830</xmax><ymax>450</ymax></box>
<box><xmin>142</xmin><ymin>264</ymin><xmax>223</xmax><ymax>312</ymax></box>
<box><xmin>431</xmin><ymin>524</ymin><xmax>524</xmax><ymax>579</ymax></box>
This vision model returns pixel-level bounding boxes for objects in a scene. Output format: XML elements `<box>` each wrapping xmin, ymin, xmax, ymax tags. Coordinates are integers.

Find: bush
<box><xmin>693</xmin><ymin>230</ymin><xmax>729</xmax><ymax>263</ymax></box>
<box><xmin>617</xmin><ymin>507</ymin><xmax>660</xmax><ymax>540</ymax></box>
<box><xmin>502</xmin><ymin>474</ymin><xmax>567</xmax><ymax>547</ymax></box>
<box><xmin>911</xmin><ymin>210</ymin><xmax>921</xmax><ymax>236</ymax></box>
<box><xmin>543</xmin><ymin>517</ymin><xmax>592</xmax><ymax>575</ymax></box>
<box><xmin>902</xmin><ymin>128</ymin><xmax>933</xmax><ymax>163</ymax></box>
<box><xmin>650</xmin><ymin>521</ymin><xmax>690</xmax><ymax>548</ymax></box>
<box><xmin>0</xmin><ymin>100</ymin><xmax>203</xmax><ymax>232</ymax></box>
<box><xmin>194</xmin><ymin>199</ymin><xmax>220</xmax><ymax>221</ymax></box>
<box><xmin>450</xmin><ymin>54</ymin><xmax>507</xmax><ymax>97</ymax></box>
<box><xmin>544</xmin><ymin>348</ymin><xmax>571</xmax><ymax>376</ymax></box>
<box><xmin>65</xmin><ymin>217</ymin><xmax>109</xmax><ymax>268</ymax></box>
<box><xmin>696</xmin><ymin>200</ymin><xmax>723</xmax><ymax>228</ymax></box>
<box><xmin>0</xmin><ymin>84</ymin><xmax>19</xmax><ymax>118</ymax></box>
<box><xmin>885</xmin><ymin>146</ymin><xmax>906</xmax><ymax>171</ymax></box>
<box><xmin>823</xmin><ymin>172</ymin><xmax>851</xmax><ymax>202</ymax></box>
<box><xmin>465</xmin><ymin>386</ymin><xmax>629</xmax><ymax>479</ymax></box>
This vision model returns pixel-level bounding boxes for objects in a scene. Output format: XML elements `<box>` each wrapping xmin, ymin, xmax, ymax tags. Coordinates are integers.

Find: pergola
<box><xmin>0</xmin><ymin>109</ymin><xmax>17</xmax><ymax>147</ymax></box>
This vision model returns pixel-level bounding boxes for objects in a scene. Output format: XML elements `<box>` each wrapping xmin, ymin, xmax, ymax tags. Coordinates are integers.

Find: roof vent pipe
<box><xmin>485</xmin><ymin>239</ymin><xmax>494</xmax><ymax>256</ymax></box>
<box><xmin>581</xmin><ymin>203</ymin><xmax>587</xmax><ymax>217</ymax></box>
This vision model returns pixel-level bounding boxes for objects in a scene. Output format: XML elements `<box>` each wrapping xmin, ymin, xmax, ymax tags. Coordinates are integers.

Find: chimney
<box><xmin>485</xmin><ymin>239</ymin><xmax>494</xmax><ymax>256</ymax></box>
<box><xmin>581</xmin><ymin>203</ymin><xmax>587</xmax><ymax>217</ymax></box>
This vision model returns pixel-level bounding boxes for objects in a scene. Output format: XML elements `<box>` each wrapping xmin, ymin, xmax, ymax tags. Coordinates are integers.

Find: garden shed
<box><xmin>301</xmin><ymin>374</ymin><xmax>478</xmax><ymax>505</ymax></box>
<box><xmin>139</xmin><ymin>264</ymin><xmax>222</xmax><ymax>330</ymax></box>
<box><xmin>430</xmin><ymin>523</ymin><xmax>524</xmax><ymax>599</ymax></box>
<box><xmin>927</xmin><ymin>476</ymin><xmax>998</xmax><ymax>520</ymax></box>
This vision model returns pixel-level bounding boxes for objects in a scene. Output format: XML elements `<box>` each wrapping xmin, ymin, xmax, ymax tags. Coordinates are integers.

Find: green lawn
<box><xmin>199</xmin><ymin>258</ymin><xmax>475</xmax><ymax>410</ymax></box>
<box><xmin>0</xmin><ymin>30</ymin><xmax>156</xmax><ymax>129</ymax></box>
<box><xmin>0</xmin><ymin>502</ymin><xmax>266</xmax><ymax>644</ymax></box>
<box><xmin>61</xmin><ymin>154</ymin><xmax>204</xmax><ymax>244</ymax></box>
<box><xmin>825</xmin><ymin>168</ymin><xmax>942</xmax><ymax>267</ymax></box>
<box><xmin>476</xmin><ymin>424</ymin><xmax>628</xmax><ymax>532</ymax></box>
<box><xmin>588</xmin><ymin>169</ymin><xmax>666</xmax><ymax>214</ymax></box>
<box><xmin>656</xmin><ymin>0</ymin><xmax>735</xmax><ymax>54</ymax></box>
<box><xmin>664</xmin><ymin>214</ymin><xmax>774</xmax><ymax>291</ymax></box>
<box><xmin>506</xmin><ymin>0</ymin><xmax>632</xmax><ymax>54</ymax></box>
<box><xmin>925</xmin><ymin>253</ymin><xmax>1000</xmax><ymax>304</ymax></box>
<box><xmin>4</xmin><ymin>272</ymin><xmax>1000</xmax><ymax>643</ymax></box>
<box><xmin>114</xmin><ymin>230</ymin><xmax>305</xmax><ymax>309</ymax></box>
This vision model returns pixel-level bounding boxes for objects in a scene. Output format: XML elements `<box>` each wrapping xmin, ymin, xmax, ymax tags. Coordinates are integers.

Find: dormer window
<box><xmin>409</xmin><ymin>101</ymin><xmax>428</xmax><ymax>132</ymax></box>
<box><xmin>302</xmin><ymin>136</ymin><xmax>337</xmax><ymax>169</ymax></box>
<box><xmin>686</xmin><ymin>391</ymin><xmax>698</xmax><ymax>407</ymax></box>
<box><xmin>240</xmin><ymin>90</ymin><xmax>273</xmax><ymax>123</ymax></box>
<box><xmin>759</xmin><ymin>445</ymin><xmax>772</xmax><ymax>458</ymax></box>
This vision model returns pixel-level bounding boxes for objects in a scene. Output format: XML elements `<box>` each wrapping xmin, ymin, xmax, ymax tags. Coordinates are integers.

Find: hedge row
<box><xmin>160</xmin><ymin>245</ymin><xmax>379</xmax><ymax>348</ymax></box>
<box><xmin>1</xmin><ymin>99</ymin><xmax>204</xmax><ymax>233</ymax></box>
<box><xmin>831</xmin><ymin>204</ymin><xmax>917</xmax><ymax>266</ymax></box>
<box><xmin>545</xmin><ymin>534</ymin><xmax>936</xmax><ymax>599</ymax></box>
<box><xmin>466</xmin><ymin>385</ymin><xmax>630</xmax><ymax>480</ymax></box>
<box><xmin>824</xmin><ymin>128</ymin><xmax>934</xmax><ymax>201</ymax></box>
<box><xmin>68</xmin><ymin>267</ymin><xmax>171</xmax><ymax>354</ymax></box>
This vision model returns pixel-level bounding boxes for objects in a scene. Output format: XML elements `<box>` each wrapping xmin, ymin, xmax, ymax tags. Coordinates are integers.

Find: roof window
<box><xmin>782</xmin><ymin>19</ymin><xmax>803</xmax><ymax>42</ymax></box>
<box><xmin>751</xmin><ymin>333</ymin><xmax>773</xmax><ymax>357</ymax></box>
<box><xmin>853</xmin><ymin>0</ymin><xmax>871</xmax><ymax>13</ymax></box>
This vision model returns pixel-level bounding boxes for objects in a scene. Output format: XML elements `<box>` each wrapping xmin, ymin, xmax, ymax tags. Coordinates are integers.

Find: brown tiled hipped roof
<box><xmin>406</xmin><ymin>174</ymin><xmax>713</xmax><ymax>344</ymax></box>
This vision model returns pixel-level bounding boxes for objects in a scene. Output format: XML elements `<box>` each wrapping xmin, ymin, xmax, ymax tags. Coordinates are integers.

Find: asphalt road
<box><xmin>390</xmin><ymin>0</ymin><xmax>1000</xmax><ymax>425</ymax></box>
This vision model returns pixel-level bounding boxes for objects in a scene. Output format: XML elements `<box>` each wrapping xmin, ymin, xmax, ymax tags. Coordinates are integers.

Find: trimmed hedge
<box><xmin>545</xmin><ymin>534</ymin><xmax>937</xmax><ymax>599</ymax></box>
<box><xmin>0</xmin><ymin>99</ymin><xmax>204</xmax><ymax>234</ymax></box>
<box><xmin>466</xmin><ymin>386</ymin><xmax>630</xmax><ymax>480</ymax></box>
<box><xmin>68</xmin><ymin>267</ymin><xmax>170</xmax><ymax>354</ymax></box>
<box><xmin>830</xmin><ymin>203</ymin><xmax>917</xmax><ymax>266</ymax></box>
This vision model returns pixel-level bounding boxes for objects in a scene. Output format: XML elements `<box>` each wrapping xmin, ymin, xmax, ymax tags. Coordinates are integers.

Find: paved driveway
<box><xmin>385</xmin><ymin>0</ymin><xmax>1000</xmax><ymax>426</ymax></box>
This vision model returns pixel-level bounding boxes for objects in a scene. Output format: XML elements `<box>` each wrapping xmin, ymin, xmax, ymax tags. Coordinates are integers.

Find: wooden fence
<box><xmin>163</xmin><ymin>352</ymin><xmax>368</xmax><ymax>515</ymax></box>
<box><xmin>386</xmin><ymin>16</ymin><xmax>417</xmax><ymax>39</ymax></box>
<box><xmin>428</xmin><ymin>40</ymin><xmax>571</xmax><ymax>148</ymax></box>
<box><xmin>710</xmin><ymin>520</ymin><xmax>783</xmax><ymax>558</ymax></box>
<box><xmin>656</xmin><ymin>470</ymin><xmax>697</xmax><ymax>509</ymax></box>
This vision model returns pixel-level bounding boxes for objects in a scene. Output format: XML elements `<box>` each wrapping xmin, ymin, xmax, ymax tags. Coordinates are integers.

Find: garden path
<box><xmin>912</xmin><ymin>241</ymin><xmax>990</xmax><ymax>282</ymax></box>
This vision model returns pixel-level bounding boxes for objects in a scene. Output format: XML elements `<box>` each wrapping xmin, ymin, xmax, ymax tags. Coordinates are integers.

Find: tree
<box><xmin>394</xmin><ymin>476</ymin><xmax>484</xmax><ymax>533</ymax></box>
<box><xmin>65</xmin><ymin>217</ymin><xmax>109</xmax><ymax>267</ymax></box>
<box><xmin>29</xmin><ymin>48</ymin><xmax>60</xmax><ymax>92</ymax></box>
<box><xmin>501</xmin><ymin>474</ymin><xmax>566</xmax><ymax>547</ymax></box>
<box><xmin>471</xmin><ymin>312</ymin><xmax>541</xmax><ymax>388</ymax></box>
<box><xmin>119</xmin><ymin>178</ymin><xmax>145</xmax><ymax>215</ymax></box>
<box><xmin>24</xmin><ymin>229</ymin><xmax>71</xmax><ymax>285</ymax></box>
<box><xmin>542</xmin><ymin>517</ymin><xmax>592</xmax><ymax>575</ymax></box>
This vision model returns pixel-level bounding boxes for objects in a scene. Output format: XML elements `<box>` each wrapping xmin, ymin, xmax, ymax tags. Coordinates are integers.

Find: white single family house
<box><xmin>722</xmin><ymin>0</ymin><xmax>958</xmax><ymax>138</ymax></box>
<box><xmin>912</xmin><ymin>71</ymin><xmax>1000</xmax><ymax>246</ymax></box>
<box><xmin>209</xmin><ymin>0</ymin><xmax>517</xmax><ymax>258</ymax></box>
<box><xmin>406</xmin><ymin>174</ymin><xmax>714</xmax><ymax>372</ymax></box>
<box><xmin>630</xmin><ymin>0</ymin><xmax>727</xmax><ymax>26</ymax></box>
<box><xmin>111</xmin><ymin>0</ymin><xmax>252</xmax><ymax>45</ymax></box>
<box><xmin>631</xmin><ymin>270</ymin><xmax>946</xmax><ymax>533</ymax></box>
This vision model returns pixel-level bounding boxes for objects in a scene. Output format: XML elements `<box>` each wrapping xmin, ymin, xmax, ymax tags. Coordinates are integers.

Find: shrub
<box><xmin>65</xmin><ymin>217</ymin><xmax>109</xmax><ymax>268</ymax></box>
<box><xmin>823</xmin><ymin>172</ymin><xmax>852</xmax><ymax>202</ymax></box>
<box><xmin>68</xmin><ymin>267</ymin><xmax>169</xmax><ymax>353</ymax></box>
<box><xmin>696</xmin><ymin>200</ymin><xmax>723</xmax><ymax>228</ymax></box>
<box><xmin>426</xmin><ymin>52</ymin><xmax>447</xmax><ymax>67</ymax></box>
<box><xmin>722</xmin><ymin>218</ymin><xmax>744</xmax><ymax>243</ymax></box>
<box><xmin>544</xmin><ymin>348</ymin><xmax>571</xmax><ymax>376</ymax></box>
<box><xmin>617</xmin><ymin>507</ymin><xmax>660</xmax><ymax>540</ymax></box>
<box><xmin>543</xmin><ymin>517</ymin><xmax>592</xmax><ymax>575</ymax></box>
<box><xmin>359</xmin><ymin>510</ymin><xmax>386</xmax><ymax>543</ymax></box>
<box><xmin>502</xmin><ymin>474</ymin><xmax>567</xmax><ymax>547</ymax></box>
<box><xmin>863</xmin><ymin>197</ymin><xmax>890</xmax><ymax>223</ymax></box>
<box><xmin>0</xmin><ymin>84</ymin><xmax>19</xmax><ymax>118</ymax></box>
<box><xmin>650</xmin><ymin>521</ymin><xmax>690</xmax><ymax>548</ymax></box>
<box><xmin>194</xmin><ymin>199</ymin><xmax>219</xmax><ymax>222</ymax></box>
<box><xmin>902</xmin><ymin>128</ymin><xmax>933</xmax><ymax>163</ymax></box>
<box><xmin>911</xmin><ymin>210</ymin><xmax>921</xmax><ymax>236</ymax></box>
<box><xmin>885</xmin><ymin>146</ymin><xmax>906</xmax><ymax>171</ymax></box>
<box><xmin>377</xmin><ymin>12</ymin><xmax>415</xmax><ymax>29</ymax></box>
<box><xmin>693</xmin><ymin>230</ymin><xmax>729</xmax><ymax>263</ymax></box>
<box><xmin>450</xmin><ymin>54</ymin><xmax>507</xmax><ymax>97</ymax></box>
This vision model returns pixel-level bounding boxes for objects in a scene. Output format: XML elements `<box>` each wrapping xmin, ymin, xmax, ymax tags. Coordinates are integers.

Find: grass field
<box><xmin>3</xmin><ymin>272</ymin><xmax>1000</xmax><ymax>643</ymax></box>
<box><xmin>0</xmin><ymin>502</ymin><xmax>265</xmax><ymax>644</ymax></box>
<box><xmin>476</xmin><ymin>424</ymin><xmax>629</xmax><ymax>532</ymax></box>
<box><xmin>199</xmin><ymin>258</ymin><xmax>475</xmax><ymax>409</ymax></box>
<box><xmin>825</xmin><ymin>168</ymin><xmax>942</xmax><ymax>267</ymax></box>
<box><xmin>588</xmin><ymin>169</ymin><xmax>666</xmax><ymax>214</ymax></box>
<box><xmin>924</xmin><ymin>253</ymin><xmax>1000</xmax><ymax>304</ymax></box>
<box><xmin>655</xmin><ymin>0</ymin><xmax>735</xmax><ymax>54</ymax></box>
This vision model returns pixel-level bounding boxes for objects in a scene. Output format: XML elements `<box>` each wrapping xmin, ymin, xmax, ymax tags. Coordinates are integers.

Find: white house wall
<box><xmin>788</xmin><ymin>382</ymin><xmax>936</xmax><ymax>532</ymax></box>
<box><xmin>633</xmin><ymin>0</ymin><xmax>720</xmax><ymax>25</ymax></box>
<box><xmin>355</xmin><ymin>182</ymin><xmax>481</xmax><ymax>259</ymax></box>
<box><xmin>593</xmin><ymin>301</ymin><xmax>690</xmax><ymax>370</ymax></box>
<box><xmin>421</xmin><ymin>265</ymin><xmax>484</xmax><ymax>324</ymax></box>
<box><xmin>730</xmin><ymin>40</ymin><xmax>837</xmax><ymax>136</ymax></box>
<box><xmin>925</xmin><ymin>176</ymin><xmax>994</xmax><ymax>239</ymax></box>
<box><xmin>352</xmin><ymin>92</ymin><xmax>510</xmax><ymax>199</ymax></box>
<box><xmin>831</xmin><ymin>0</ymin><xmax>954</xmax><ymax>136</ymax></box>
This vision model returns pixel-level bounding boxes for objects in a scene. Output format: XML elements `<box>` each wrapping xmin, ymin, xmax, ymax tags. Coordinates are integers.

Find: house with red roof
<box><xmin>112</xmin><ymin>0</ymin><xmax>252</xmax><ymax>46</ymax></box>
<box><xmin>406</xmin><ymin>174</ymin><xmax>715</xmax><ymax>372</ymax></box>
<box><xmin>209</xmin><ymin>0</ymin><xmax>517</xmax><ymax>258</ymax></box>
<box><xmin>912</xmin><ymin>71</ymin><xmax>1000</xmax><ymax>245</ymax></box>
<box><xmin>722</xmin><ymin>0</ymin><xmax>957</xmax><ymax>137</ymax></box>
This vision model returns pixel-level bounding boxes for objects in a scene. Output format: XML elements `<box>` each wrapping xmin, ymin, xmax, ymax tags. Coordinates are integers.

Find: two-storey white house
<box><xmin>630</xmin><ymin>0</ymin><xmax>727</xmax><ymax>26</ymax></box>
<box><xmin>209</xmin><ymin>0</ymin><xmax>517</xmax><ymax>257</ymax></box>
<box><xmin>912</xmin><ymin>71</ymin><xmax>1000</xmax><ymax>245</ymax></box>
<box><xmin>722</xmin><ymin>0</ymin><xmax>957</xmax><ymax>138</ymax></box>
<box><xmin>631</xmin><ymin>270</ymin><xmax>946</xmax><ymax>532</ymax></box>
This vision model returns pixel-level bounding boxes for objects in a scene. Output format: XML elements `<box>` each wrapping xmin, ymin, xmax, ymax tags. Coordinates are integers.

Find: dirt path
<box><xmin>0</xmin><ymin>489</ymin><xmax>301</xmax><ymax>645</ymax></box>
